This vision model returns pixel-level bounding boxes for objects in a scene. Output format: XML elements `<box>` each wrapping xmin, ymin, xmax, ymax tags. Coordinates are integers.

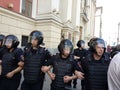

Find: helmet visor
<box><xmin>63</xmin><ymin>45</ymin><xmax>72</xmax><ymax>50</ymax></box>
<box><xmin>63</xmin><ymin>45</ymin><xmax>73</xmax><ymax>54</ymax></box>
<box><xmin>4</xmin><ymin>39</ymin><xmax>12</xmax><ymax>47</ymax></box>
<box><xmin>97</xmin><ymin>43</ymin><xmax>105</xmax><ymax>48</ymax></box>
<box><xmin>81</xmin><ymin>43</ymin><xmax>85</xmax><ymax>47</ymax></box>
<box><xmin>28</xmin><ymin>36</ymin><xmax>38</xmax><ymax>42</ymax></box>
<box><xmin>28</xmin><ymin>36</ymin><xmax>39</xmax><ymax>47</ymax></box>
<box><xmin>97</xmin><ymin>40</ymin><xmax>105</xmax><ymax>48</ymax></box>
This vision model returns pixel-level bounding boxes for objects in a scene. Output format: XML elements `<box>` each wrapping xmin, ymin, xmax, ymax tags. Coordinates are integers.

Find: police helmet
<box><xmin>77</xmin><ymin>40</ymin><xmax>85</xmax><ymax>48</ymax></box>
<box><xmin>3</xmin><ymin>35</ymin><xmax>19</xmax><ymax>48</ymax></box>
<box><xmin>58</xmin><ymin>39</ymin><xmax>73</xmax><ymax>54</ymax></box>
<box><xmin>28</xmin><ymin>30</ymin><xmax>43</xmax><ymax>45</ymax></box>
<box><xmin>90</xmin><ymin>38</ymin><xmax>106</xmax><ymax>52</ymax></box>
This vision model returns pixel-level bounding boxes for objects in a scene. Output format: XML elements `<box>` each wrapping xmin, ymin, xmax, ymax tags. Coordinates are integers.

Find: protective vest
<box><xmin>84</xmin><ymin>54</ymin><xmax>110</xmax><ymax>90</ymax></box>
<box><xmin>24</xmin><ymin>47</ymin><xmax>45</xmax><ymax>83</ymax></box>
<box><xmin>52</xmin><ymin>55</ymin><xmax>74</xmax><ymax>88</ymax></box>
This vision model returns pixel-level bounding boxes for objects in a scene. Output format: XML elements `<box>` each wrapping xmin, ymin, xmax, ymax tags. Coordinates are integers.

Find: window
<box><xmin>21</xmin><ymin>35</ymin><xmax>28</xmax><ymax>46</ymax></box>
<box><xmin>21</xmin><ymin>0</ymin><xmax>33</xmax><ymax>17</ymax></box>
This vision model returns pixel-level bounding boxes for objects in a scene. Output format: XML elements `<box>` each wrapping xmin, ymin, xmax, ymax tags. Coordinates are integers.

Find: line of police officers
<box><xmin>0</xmin><ymin>30</ymin><xmax>110</xmax><ymax>90</ymax></box>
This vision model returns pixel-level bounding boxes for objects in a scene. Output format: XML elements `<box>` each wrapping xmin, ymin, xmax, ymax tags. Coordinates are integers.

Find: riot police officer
<box><xmin>76</xmin><ymin>38</ymin><xmax>110</xmax><ymax>90</ymax></box>
<box><xmin>21</xmin><ymin>30</ymin><xmax>51</xmax><ymax>90</ymax></box>
<box><xmin>0</xmin><ymin>34</ymin><xmax>5</xmax><ymax>87</ymax></box>
<box><xmin>42</xmin><ymin>39</ymin><xmax>79</xmax><ymax>90</ymax></box>
<box><xmin>74</xmin><ymin>40</ymin><xmax>88</xmax><ymax>60</ymax></box>
<box><xmin>73</xmin><ymin>40</ymin><xmax>88</xmax><ymax>89</ymax></box>
<box><xmin>0</xmin><ymin>35</ymin><xmax>24</xmax><ymax>90</ymax></box>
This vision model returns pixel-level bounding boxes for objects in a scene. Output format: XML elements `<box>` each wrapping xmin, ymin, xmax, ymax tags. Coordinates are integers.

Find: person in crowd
<box><xmin>42</xmin><ymin>39</ymin><xmax>81</xmax><ymax>90</ymax></box>
<box><xmin>73</xmin><ymin>40</ymin><xmax>88</xmax><ymax>89</ymax></box>
<box><xmin>108</xmin><ymin>44</ymin><xmax>120</xmax><ymax>90</ymax></box>
<box><xmin>21</xmin><ymin>30</ymin><xmax>51</xmax><ymax>90</ymax></box>
<box><xmin>75</xmin><ymin>38</ymin><xmax>110</xmax><ymax>90</ymax></box>
<box><xmin>0</xmin><ymin>35</ymin><xmax>24</xmax><ymax>90</ymax></box>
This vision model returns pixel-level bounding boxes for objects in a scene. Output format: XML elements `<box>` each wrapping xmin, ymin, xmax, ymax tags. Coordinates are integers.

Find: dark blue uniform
<box><xmin>21</xmin><ymin>46</ymin><xmax>51</xmax><ymax>90</ymax></box>
<box><xmin>78</xmin><ymin>53</ymin><xmax>110</xmax><ymax>90</ymax></box>
<box><xmin>46</xmin><ymin>54</ymin><xmax>78</xmax><ymax>90</ymax></box>
<box><xmin>0</xmin><ymin>47</ymin><xmax>23</xmax><ymax>90</ymax></box>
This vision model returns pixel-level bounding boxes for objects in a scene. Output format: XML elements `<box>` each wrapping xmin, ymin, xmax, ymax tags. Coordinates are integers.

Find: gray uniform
<box><xmin>108</xmin><ymin>52</ymin><xmax>120</xmax><ymax>90</ymax></box>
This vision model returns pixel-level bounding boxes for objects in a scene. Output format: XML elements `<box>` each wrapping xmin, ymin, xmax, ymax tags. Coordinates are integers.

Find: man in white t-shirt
<box><xmin>108</xmin><ymin>44</ymin><xmax>120</xmax><ymax>90</ymax></box>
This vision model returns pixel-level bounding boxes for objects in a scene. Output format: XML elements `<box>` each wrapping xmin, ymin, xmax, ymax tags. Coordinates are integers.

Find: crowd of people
<box><xmin>0</xmin><ymin>30</ymin><xmax>119</xmax><ymax>90</ymax></box>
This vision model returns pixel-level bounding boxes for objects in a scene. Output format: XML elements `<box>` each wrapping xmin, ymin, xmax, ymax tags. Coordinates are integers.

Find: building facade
<box><xmin>0</xmin><ymin>0</ymin><xmax>96</xmax><ymax>53</ymax></box>
<box><xmin>80</xmin><ymin>0</ymin><xmax>96</xmax><ymax>43</ymax></box>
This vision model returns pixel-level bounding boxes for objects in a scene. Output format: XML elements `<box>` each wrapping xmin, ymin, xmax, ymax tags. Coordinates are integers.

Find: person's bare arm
<box><xmin>41</xmin><ymin>65</ymin><xmax>52</xmax><ymax>73</ymax></box>
<box><xmin>74</xmin><ymin>56</ymin><xmax>80</xmax><ymax>60</ymax></box>
<box><xmin>75</xmin><ymin>70</ymin><xmax>84</xmax><ymax>80</ymax></box>
<box><xmin>6</xmin><ymin>61</ymin><xmax>24</xmax><ymax>78</ymax></box>
<box><xmin>63</xmin><ymin>74</ymin><xmax>77</xmax><ymax>83</ymax></box>
<box><xmin>47</xmin><ymin>70</ymin><xmax>56</xmax><ymax>80</ymax></box>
